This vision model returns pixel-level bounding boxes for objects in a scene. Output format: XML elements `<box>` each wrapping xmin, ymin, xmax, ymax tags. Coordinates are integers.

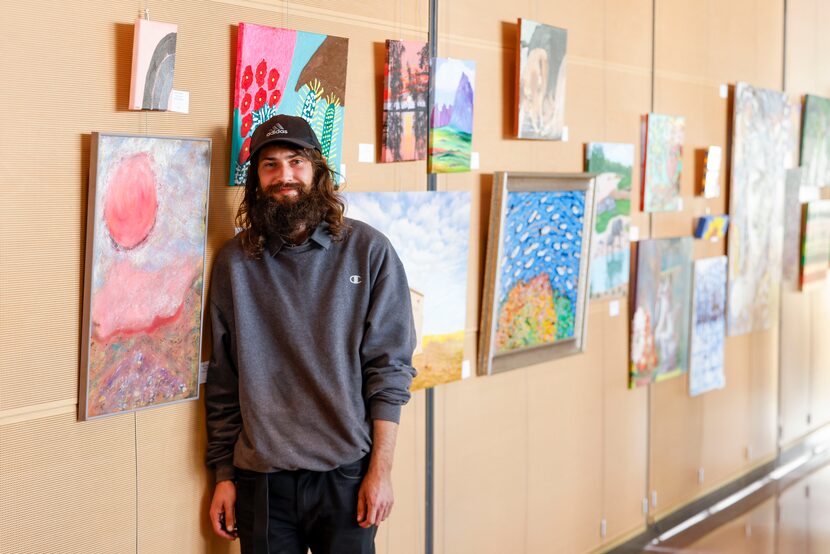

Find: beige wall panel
<box><xmin>439</xmin><ymin>372</ymin><xmax>528</xmax><ymax>554</ymax></box>
<box><xmin>778</xmin><ymin>291</ymin><xmax>812</xmax><ymax>445</ymax></box>
<box><xmin>0</xmin><ymin>413</ymin><xmax>136</xmax><ymax>554</ymax></box>
<box><xmin>656</xmin><ymin>0</ymin><xmax>783</xmax><ymax>90</ymax></box>
<box><xmin>649</xmin><ymin>375</ymin><xmax>703</xmax><ymax>519</ymax></box>
<box><xmin>747</xmin><ymin>328</ymin><xmax>779</xmax><ymax>462</ymax></box>
<box><xmin>524</xmin><ymin>303</ymin><xmax>604</xmax><ymax>553</ymax></box>
<box><xmin>600</xmin><ymin>304</ymin><xmax>649</xmax><ymax>544</ymax></box>
<box><xmin>701</xmin><ymin>355</ymin><xmax>750</xmax><ymax>488</ymax></box>
<box><xmin>809</xmin><ymin>286</ymin><xmax>830</xmax><ymax>428</ymax></box>
<box><xmin>136</xmin><ymin>400</ymin><xmax>230</xmax><ymax>554</ymax></box>
<box><xmin>785</xmin><ymin>0</ymin><xmax>830</xmax><ymax>95</ymax></box>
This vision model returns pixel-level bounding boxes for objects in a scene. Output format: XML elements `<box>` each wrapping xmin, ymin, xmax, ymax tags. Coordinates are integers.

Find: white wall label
<box><xmin>561</xmin><ymin>126</ymin><xmax>569</xmax><ymax>142</ymax></box>
<box><xmin>470</xmin><ymin>152</ymin><xmax>480</xmax><ymax>169</ymax></box>
<box><xmin>169</xmin><ymin>90</ymin><xmax>190</xmax><ymax>113</ymax></box>
<box><xmin>199</xmin><ymin>361</ymin><xmax>209</xmax><ymax>384</ymax></box>
<box><xmin>339</xmin><ymin>163</ymin><xmax>346</xmax><ymax>185</ymax></box>
<box><xmin>461</xmin><ymin>360</ymin><xmax>471</xmax><ymax>379</ymax></box>
<box><xmin>609</xmin><ymin>300</ymin><xmax>620</xmax><ymax>317</ymax></box>
<box><xmin>358</xmin><ymin>143</ymin><xmax>374</xmax><ymax>163</ymax></box>
<box><xmin>629</xmin><ymin>225</ymin><xmax>640</xmax><ymax>242</ymax></box>
<box><xmin>719</xmin><ymin>84</ymin><xmax>728</xmax><ymax>98</ymax></box>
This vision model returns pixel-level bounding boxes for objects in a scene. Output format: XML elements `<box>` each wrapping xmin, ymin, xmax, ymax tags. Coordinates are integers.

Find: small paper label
<box><xmin>199</xmin><ymin>361</ymin><xmax>209</xmax><ymax>384</ymax></box>
<box><xmin>677</xmin><ymin>198</ymin><xmax>684</xmax><ymax>211</ymax></box>
<box><xmin>470</xmin><ymin>152</ymin><xmax>480</xmax><ymax>170</ymax></box>
<box><xmin>561</xmin><ymin>126</ymin><xmax>569</xmax><ymax>142</ymax></box>
<box><xmin>169</xmin><ymin>90</ymin><xmax>189</xmax><ymax>114</ymax></box>
<box><xmin>719</xmin><ymin>84</ymin><xmax>728</xmax><ymax>98</ymax></box>
<box><xmin>629</xmin><ymin>225</ymin><xmax>639</xmax><ymax>242</ymax></box>
<box><xmin>461</xmin><ymin>360</ymin><xmax>471</xmax><ymax>379</ymax></box>
<box><xmin>358</xmin><ymin>143</ymin><xmax>374</xmax><ymax>163</ymax></box>
<box><xmin>339</xmin><ymin>163</ymin><xmax>346</xmax><ymax>185</ymax></box>
<box><xmin>609</xmin><ymin>300</ymin><xmax>620</xmax><ymax>317</ymax></box>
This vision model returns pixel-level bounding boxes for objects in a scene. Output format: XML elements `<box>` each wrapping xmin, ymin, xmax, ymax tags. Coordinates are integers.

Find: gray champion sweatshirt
<box><xmin>205</xmin><ymin>219</ymin><xmax>417</xmax><ymax>482</ymax></box>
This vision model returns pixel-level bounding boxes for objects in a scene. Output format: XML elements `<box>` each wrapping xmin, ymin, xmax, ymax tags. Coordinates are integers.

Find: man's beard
<box><xmin>253</xmin><ymin>184</ymin><xmax>328</xmax><ymax>243</ymax></box>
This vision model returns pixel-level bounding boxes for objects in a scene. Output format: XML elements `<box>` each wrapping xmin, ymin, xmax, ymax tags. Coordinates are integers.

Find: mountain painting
<box><xmin>428</xmin><ymin>58</ymin><xmax>475</xmax><ymax>173</ymax></box>
<box><xmin>381</xmin><ymin>40</ymin><xmax>429</xmax><ymax>163</ymax></box>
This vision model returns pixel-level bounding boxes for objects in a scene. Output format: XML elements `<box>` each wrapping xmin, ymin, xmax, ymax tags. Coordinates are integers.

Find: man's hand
<box><xmin>209</xmin><ymin>479</ymin><xmax>238</xmax><ymax>540</ymax></box>
<box><xmin>357</xmin><ymin>419</ymin><xmax>399</xmax><ymax>528</ymax></box>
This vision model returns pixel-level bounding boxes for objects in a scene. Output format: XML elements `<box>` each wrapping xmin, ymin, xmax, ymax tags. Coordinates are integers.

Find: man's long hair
<box><xmin>236</xmin><ymin>147</ymin><xmax>347</xmax><ymax>258</ymax></box>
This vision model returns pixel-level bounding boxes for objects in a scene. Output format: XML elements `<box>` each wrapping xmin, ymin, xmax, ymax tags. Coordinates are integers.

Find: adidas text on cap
<box><xmin>248</xmin><ymin>114</ymin><xmax>323</xmax><ymax>160</ymax></box>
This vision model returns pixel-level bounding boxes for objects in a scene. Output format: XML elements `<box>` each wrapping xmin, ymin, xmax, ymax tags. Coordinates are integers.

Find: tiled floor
<box><xmin>643</xmin><ymin>457</ymin><xmax>830</xmax><ymax>552</ymax></box>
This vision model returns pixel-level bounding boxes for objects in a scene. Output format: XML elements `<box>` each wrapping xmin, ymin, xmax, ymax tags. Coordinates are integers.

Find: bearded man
<box><xmin>205</xmin><ymin>114</ymin><xmax>416</xmax><ymax>554</ymax></box>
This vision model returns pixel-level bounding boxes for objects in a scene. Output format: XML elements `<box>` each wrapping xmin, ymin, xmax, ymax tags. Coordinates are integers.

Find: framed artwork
<box><xmin>585</xmin><ymin>142</ymin><xmax>634</xmax><ymax>299</ymax></box>
<box><xmin>800</xmin><ymin>94</ymin><xmax>830</xmax><ymax>187</ymax></box>
<box><xmin>800</xmin><ymin>200</ymin><xmax>830</xmax><ymax>291</ymax></box>
<box><xmin>689</xmin><ymin>256</ymin><xmax>727</xmax><ymax>397</ymax></box>
<box><xmin>702</xmin><ymin>145</ymin><xmax>722</xmax><ymax>198</ymax></box>
<box><xmin>428</xmin><ymin>57</ymin><xmax>475</xmax><ymax>173</ymax></box>
<box><xmin>515</xmin><ymin>19</ymin><xmax>567</xmax><ymax>140</ymax></box>
<box><xmin>230</xmin><ymin>22</ymin><xmax>348</xmax><ymax>186</ymax></box>
<box><xmin>129</xmin><ymin>19</ymin><xmax>177</xmax><ymax>111</ymax></box>
<box><xmin>642</xmin><ymin>113</ymin><xmax>685</xmax><ymax>212</ymax></box>
<box><xmin>782</xmin><ymin>168</ymin><xmax>806</xmax><ymax>287</ymax></box>
<box><xmin>344</xmin><ymin>191</ymin><xmax>471</xmax><ymax>390</ymax></box>
<box><xmin>479</xmin><ymin>172</ymin><xmax>596</xmax><ymax>376</ymax></box>
<box><xmin>694</xmin><ymin>215</ymin><xmax>729</xmax><ymax>241</ymax></box>
<box><xmin>630</xmin><ymin>237</ymin><xmax>693</xmax><ymax>387</ymax></box>
<box><xmin>727</xmin><ymin>82</ymin><xmax>791</xmax><ymax>335</ymax></box>
<box><xmin>80</xmin><ymin>133</ymin><xmax>211</xmax><ymax>420</ymax></box>
<box><xmin>380</xmin><ymin>40</ymin><xmax>429</xmax><ymax>163</ymax></box>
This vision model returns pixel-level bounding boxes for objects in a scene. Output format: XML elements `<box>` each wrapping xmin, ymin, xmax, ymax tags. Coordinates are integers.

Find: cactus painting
<box><xmin>230</xmin><ymin>23</ymin><xmax>348</xmax><ymax>186</ymax></box>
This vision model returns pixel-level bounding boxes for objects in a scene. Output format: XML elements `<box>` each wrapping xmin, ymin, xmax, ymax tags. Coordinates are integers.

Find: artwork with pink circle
<box><xmin>80</xmin><ymin>133</ymin><xmax>211</xmax><ymax>420</ymax></box>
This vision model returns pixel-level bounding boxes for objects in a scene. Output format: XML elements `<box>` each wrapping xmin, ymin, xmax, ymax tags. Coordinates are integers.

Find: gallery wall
<box><xmin>0</xmin><ymin>1</ymin><xmax>828</xmax><ymax>553</ymax></box>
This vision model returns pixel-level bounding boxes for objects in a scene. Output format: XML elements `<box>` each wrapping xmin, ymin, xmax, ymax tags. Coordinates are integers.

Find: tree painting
<box><xmin>381</xmin><ymin>40</ymin><xmax>429</xmax><ymax>162</ymax></box>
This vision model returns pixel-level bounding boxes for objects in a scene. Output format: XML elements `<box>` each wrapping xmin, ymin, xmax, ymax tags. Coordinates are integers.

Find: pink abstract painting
<box><xmin>80</xmin><ymin>133</ymin><xmax>211</xmax><ymax>420</ymax></box>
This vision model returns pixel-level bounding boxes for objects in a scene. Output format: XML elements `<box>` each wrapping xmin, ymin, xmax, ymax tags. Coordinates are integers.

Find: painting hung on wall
<box><xmin>800</xmin><ymin>200</ymin><xmax>830</xmax><ymax>291</ymax></box>
<box><xmin>229</xmin><ymin>22</ymin><xmax>348</xmax><ymax>186</ymax></box>
<box><xmin>800</xmin><ymin>94</ymin><xmax>830</xmax><ymax>187</ymax></box>
<box><xmin>515</xmin><ymin>19</ymin><xmax>567</xmax><ymax>140</ymax></box>
<box><xmin>630</xmin><ymin>237</ymin><xmax>693</xmax><ymax>388</ymax></box>
<box><xmin>642</xmin><ymin>113</ymin><xmax>685</xmax><ymax>212</ymax></box>
<box><xmin>80</xmin><ymin>133</ymin><xmax>211</xmax><ymax>420</ymax></box>
<box><xmin>727</xmin><ymin>82</ymin><xmax>792</xmax><ymax>336</ymax></box>
<box><xmin>428</xmin><ymin>57</ymin><xmax>475</xmax><ymax>173</ymax></box>
<box><xmin>782</xmin><ymin>168</ymin><xmax>807</xmax><ymax>287</ymax></box>
<box><xmin>129</xmin><ymin>19</ymin><xmax>177</xmax><ymax>111</ymax></box>
<box><xmin>689</xmin><ymin>256</ymin><xmax>727</xmax><ymax>397</ymax></box>
<box><xmin>585</xmin><ymin>142</ymin><xmax>634</xmax><ymax>298</ymax></box>
<box><xmin>694</xmin><ymin>215</ymin><xmax>729</xmax><ymax>241</ymax></box>
<box><xmin>381</xmin><ymin>40</ymin><xmax>429</xmax><ymax>163</ymax></box>
<box><xmin>702</xmin><ymin>145</ymin><xmax>722</xmax><ymax>198</ymax></box>
<box><xmin>479</xmin><ymin>172</ymin><xmax>595</xmax><ymax>376</ymax></box>
<box><xmin>344</xmin><ymin>192</ymin><xmax>471</xmax><ymax>390</ymax></box>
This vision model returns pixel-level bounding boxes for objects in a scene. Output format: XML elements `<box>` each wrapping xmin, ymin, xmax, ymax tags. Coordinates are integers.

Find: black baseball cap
<box><xmin>248</xmin><ymin>114</ymin><xmax>322</xmax><ymax>160</ymax></box>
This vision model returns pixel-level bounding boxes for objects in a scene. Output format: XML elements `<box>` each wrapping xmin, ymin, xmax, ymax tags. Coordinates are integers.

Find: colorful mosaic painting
<box><xmin>516</xmin><ymin>19</ymin><xmax>567</xmax><ymax>140</ymax></box>
<box><xmin>585</xmin><ymin>142</ymin><xmax>634</xmax><ymax>298</ymax></box>
<box><xmin>230</xmin><ymin>23</ymin><xmax>348</xmax><ymax>186</ymax></box>
<box><xmin>689</xmin><ymin>256</ymin><xmax>727</xmax><ymax>397</ymax></box>
<box><xmin>81</xmin><ymin>133</ymin><xmax>211</xmax><ymax>420</ymax></box>
<box><xmin>345</xmin><ymin>192</ymin><xmax>471</xmax><ymax>390</ymax></box>
<box><xmin>727</xmin><ymin>82</ymin><xmax>792</xmax><ymax>335</ymax></box>
<box><xmin>381</xmin><ymin>40</ymin><xmax>429</xmax><ymax>162</ymax></box>
<box><xmin>642</xmin><ymin>113</ymin><xmax>685</xmax><ymax>212</ymax></box>
<box><xmin>630</xmin><ymin>237</ymin><xmax>693</xmax><ymax>387</ymax></box>
<box><xmin>428</xmin><ymin>58</ymin><xmax>475</xmax><ymax>173</ymax></box>
<box><xmin>800</xmin><ymin>94</ymin><xmax>830</xmax><ymax>187</ymax></box>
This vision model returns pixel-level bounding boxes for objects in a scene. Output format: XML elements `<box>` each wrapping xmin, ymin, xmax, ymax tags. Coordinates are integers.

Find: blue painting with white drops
<box><xmin>494</xmin><ymin>190</ymin><xmax>585</xmax><ymax>353</ymax></box>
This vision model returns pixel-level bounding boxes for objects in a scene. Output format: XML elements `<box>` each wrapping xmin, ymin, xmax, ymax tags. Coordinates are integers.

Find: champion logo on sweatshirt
<box><xmin>349</xmin><ymin>275</ymin><xmax>362</xmax><ymax>284</ymax></box>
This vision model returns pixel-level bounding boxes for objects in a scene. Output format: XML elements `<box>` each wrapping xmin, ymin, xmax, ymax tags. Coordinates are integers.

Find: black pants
<box><xmin>235</xmin><ymin>456</ymin><xmax>376</xmax><ymax>554</ymax></box>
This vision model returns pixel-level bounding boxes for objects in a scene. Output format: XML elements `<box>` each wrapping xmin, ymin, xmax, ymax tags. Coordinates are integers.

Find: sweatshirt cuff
<box><xmin>370</xmin><ymin>401</ymin><xmax>402</xmax><ymax>424</ymax></box>
<box><xmin>214</xmin><ymin>462</ymin><xmax>236</xmax><ymax>483</ymax></box>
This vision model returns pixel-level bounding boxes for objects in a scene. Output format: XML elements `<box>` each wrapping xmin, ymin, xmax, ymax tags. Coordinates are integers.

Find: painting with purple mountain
<box><xmin>428</xmin><ymin>58</ymin><xmax>475</xmax><ymax>173</ymax></box>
